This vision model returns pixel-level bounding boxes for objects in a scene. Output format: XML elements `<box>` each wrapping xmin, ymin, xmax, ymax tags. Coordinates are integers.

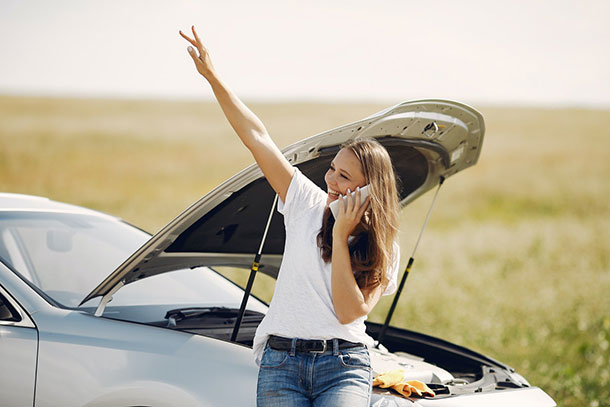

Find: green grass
<box><xmin>1</xmin><ymin>95</ymin><xmax>609</xmax><ymax>406</ymax></box>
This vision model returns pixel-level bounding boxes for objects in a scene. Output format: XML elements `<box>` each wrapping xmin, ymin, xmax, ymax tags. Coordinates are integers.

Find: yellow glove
<box><xmin>372</xmin><ymin>369</ymin><xmax>435</xmax><ymax>398</ymax></box>
<box><xmin>372</xmin><ymin>369</ymin><xmax>405</xmax><ymax>388</ymax></box>
<box><xmin>391</xmin><ymin>380</ymin><xmax>435</xmax><ymax>398</ymax></box>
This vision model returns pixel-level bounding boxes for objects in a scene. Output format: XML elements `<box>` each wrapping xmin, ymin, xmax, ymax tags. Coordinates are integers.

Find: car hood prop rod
<box><xmin>231</xmin><ymin>194</ymin><xmax>279</xmax><ymax>342</ymax></box>
<box><xmin>377</xmin><ymin>176</ymin><xmax>445</xmax><ymax>346</ymax></box>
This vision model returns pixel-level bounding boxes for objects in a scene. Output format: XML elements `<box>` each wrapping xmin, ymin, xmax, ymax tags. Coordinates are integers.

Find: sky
<box><xmin>1</xmin><ymin>0</ymin><xmax>608</xmax><ymax>107</ymax></box>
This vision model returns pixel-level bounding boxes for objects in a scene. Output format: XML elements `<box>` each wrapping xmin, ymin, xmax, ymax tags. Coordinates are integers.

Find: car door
<box><xmin>0</xmin><ymin>284</ymin><xmax>38</xmax><ymax>407</ymax></box>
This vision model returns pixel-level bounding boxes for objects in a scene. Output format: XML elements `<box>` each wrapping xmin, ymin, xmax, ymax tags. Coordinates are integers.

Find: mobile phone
<box><xmin>329</xmin><ymin>184</ymin><xmax>370</xmax><ymax>219</ymax></box>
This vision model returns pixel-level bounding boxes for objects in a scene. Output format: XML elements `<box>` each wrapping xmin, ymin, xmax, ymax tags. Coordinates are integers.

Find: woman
<box><xmin>180</xmin><ymin>26</ymin><xmax>401</xmax><ymax>406</ymax></box>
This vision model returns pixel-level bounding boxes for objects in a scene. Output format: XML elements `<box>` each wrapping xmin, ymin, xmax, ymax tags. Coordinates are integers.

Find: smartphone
<box><xmin>329</xmin><ymin>184</ymin><xmax>370</xmax><ymax>219</ymax></box>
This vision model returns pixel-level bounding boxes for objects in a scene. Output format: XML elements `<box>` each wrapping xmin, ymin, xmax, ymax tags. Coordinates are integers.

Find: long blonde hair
<box><xmin>317</xmin><ymin>138</ymin><xmax>400</xmax><ymax>291</ymax></box>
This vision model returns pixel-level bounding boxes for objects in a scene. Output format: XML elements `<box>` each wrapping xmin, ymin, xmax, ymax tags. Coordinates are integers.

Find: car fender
<box><xmin>34</xmin><ymin>308</ymin><xmax>258</xmax><ymax>407</ymax></box>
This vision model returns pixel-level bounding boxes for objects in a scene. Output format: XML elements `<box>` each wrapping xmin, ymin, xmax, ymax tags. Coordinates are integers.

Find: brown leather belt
<box><xmin>268</xmin><ymin>335</ymin><xmax>364</xmax><ymax>354</ymax></box>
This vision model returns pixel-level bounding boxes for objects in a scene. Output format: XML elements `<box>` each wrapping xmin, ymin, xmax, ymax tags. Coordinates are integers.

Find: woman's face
<box><xmin>324</xmin><ymin>147</ymin><xmax>367</xmax><ymax>206</ymax></box>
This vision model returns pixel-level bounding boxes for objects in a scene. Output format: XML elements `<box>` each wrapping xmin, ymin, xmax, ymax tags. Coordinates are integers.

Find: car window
<box><xmin>0</xmin><ymin>212</ymin><xmax>149</xmax><ymax>307</ymax></box>
<box><xmin>0</xmin><ymin>212</ymin><xmax>268</xmax><ymax>313</ymax></box>
<box><xmin>104</xmin><ymin>266</ymin><xmax>268</xmax><ymax>313</ymax></box>
<box><xmin>0</xmin><ymin>229</ymin><xmax>35</xmax><ymax>283</ymax></box>
<box><xmin>0</xmin><ymin>292</ymin><xmax>20</xmax><ymax>322</ymax></box>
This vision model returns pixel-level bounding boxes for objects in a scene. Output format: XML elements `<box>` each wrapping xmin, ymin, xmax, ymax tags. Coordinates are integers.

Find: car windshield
<box><xmin>0</xmin><ymin>211</ymin><xmax>150</xmax><ymax>306</ymax></box>
<box><xmin>0</xmin><ymin>211</ymin><xmax>269</xmax><ymax>313</ymax></box>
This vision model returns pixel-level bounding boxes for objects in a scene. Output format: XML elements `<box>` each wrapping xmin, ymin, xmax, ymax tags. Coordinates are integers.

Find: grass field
<box><xmin>1</xmin><ymin>95</ymin><xmax>608</xmax><ymax>406</ymax></box>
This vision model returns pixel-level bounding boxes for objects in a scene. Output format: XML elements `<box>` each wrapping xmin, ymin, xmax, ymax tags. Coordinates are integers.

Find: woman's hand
<box><xmin>179</xmin><ymin>26</ymin><xmax>216</xmax><ymax>79</ymax></box>
<box><xmin>332</xmin><ymin>187</ymin><xmax>370</xmax><ymax>242</ymax></box>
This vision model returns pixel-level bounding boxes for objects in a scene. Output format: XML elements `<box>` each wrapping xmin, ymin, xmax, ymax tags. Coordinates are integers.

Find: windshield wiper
<box><xmin>164</xmin><ymin>306</ymin><xmax>264</xmax><ymax>328</ymax></box>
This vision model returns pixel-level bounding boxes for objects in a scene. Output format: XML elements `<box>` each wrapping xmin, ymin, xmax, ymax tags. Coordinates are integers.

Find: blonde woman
<box><xmin>181</xmin><ymin>26</ymin><xmax>401</xmax><ymax>407</ymax></box>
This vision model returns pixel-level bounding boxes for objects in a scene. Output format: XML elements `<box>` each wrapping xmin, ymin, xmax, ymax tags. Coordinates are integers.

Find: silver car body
<box><xmin>0</xmin><ymin>100</ymin><xmax>556</xmax><ymax>406</ymax></box>
<box><xmin>0</xmin><ymin>195</ymin><xmax>261</xmax><ymax>406</ymax></box>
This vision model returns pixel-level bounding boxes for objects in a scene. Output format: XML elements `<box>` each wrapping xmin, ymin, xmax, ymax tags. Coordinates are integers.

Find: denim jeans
<box><xmin>257</xmin><ymin>339</ymin><xmax>373</xmax><ymax>407</ymax></box>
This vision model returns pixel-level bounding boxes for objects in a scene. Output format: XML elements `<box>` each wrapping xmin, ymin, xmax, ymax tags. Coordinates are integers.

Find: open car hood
<box><xmin>82</xmin><ymin>99</ymin><xmax>485</xmax><ymax>306</ymax></box>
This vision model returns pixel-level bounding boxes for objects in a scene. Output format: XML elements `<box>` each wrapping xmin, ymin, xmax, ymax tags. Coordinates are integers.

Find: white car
<box><xmin>0</xmin><ymin>100</ymin><xmax>556</xmax><ymax>406</ymax></box>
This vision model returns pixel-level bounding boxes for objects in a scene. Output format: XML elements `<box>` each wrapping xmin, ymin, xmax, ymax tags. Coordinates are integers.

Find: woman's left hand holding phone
<box><xmin>332</xmin><ymin>188</ymin><xmax>370</xmax><ymax>242</ymax></box>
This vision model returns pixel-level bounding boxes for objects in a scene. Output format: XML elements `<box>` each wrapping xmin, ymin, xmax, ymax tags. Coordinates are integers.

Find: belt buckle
<box><xmin>310</xmin><ymin>339</ymin><xmax>327</xmax><ymax>354</ymax></box>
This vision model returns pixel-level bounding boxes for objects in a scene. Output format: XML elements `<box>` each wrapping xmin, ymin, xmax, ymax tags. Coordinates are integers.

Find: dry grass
<box><xmin>1</xmin><ymin>95</ymin><xmax>608</xmax><ymax>406</ymax></box>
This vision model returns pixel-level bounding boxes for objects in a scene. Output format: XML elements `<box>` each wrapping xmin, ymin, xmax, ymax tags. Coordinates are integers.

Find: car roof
<box><xmin>0</xmin><ymin>193</ymin><xmax>118</xmax><ymax>220</ymax></box>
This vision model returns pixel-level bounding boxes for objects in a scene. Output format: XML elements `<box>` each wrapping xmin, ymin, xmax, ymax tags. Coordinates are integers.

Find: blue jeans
<box><xmin>257</xmin><ymin>339</ymin><xmax>373</xmax><ymax>407</ymax></box>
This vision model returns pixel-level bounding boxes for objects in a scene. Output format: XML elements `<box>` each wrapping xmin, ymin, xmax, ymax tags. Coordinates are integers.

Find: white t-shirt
<box><xmin>252</xmin><ymin>168</ymin><xmax>400</xmax><ymax>366</ymax></box>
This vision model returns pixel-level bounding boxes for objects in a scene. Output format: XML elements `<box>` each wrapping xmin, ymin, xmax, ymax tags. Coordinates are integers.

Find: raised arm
<box><xmin>180</xmin><ymin>26</ymin><xmax>294</xmax><ymax>201</ymax></box>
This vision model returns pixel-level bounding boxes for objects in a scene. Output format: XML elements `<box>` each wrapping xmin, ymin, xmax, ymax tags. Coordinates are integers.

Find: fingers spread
<box><xmin>192</xmin><ymin>25</ymin><xmax>201</xmax><ymax>44</ymax></box>
<box><xmin>191</xmin><ymin>25</ymin><xmax>205</xmax><ymax>54</ymax></box>
<box><xmin>179</xmin><ymin>30</ymin><xmax>196</xmax><ymax>46</ymax></box>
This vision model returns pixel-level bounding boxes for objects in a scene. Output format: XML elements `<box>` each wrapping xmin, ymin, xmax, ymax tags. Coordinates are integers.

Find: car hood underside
<box><xmin>82</xmin><ymin>99</ymin><xmax>485</xmax><ymax>306</ymax></box>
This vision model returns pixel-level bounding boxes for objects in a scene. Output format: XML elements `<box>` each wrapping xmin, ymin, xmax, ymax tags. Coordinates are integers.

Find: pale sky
<box><xmin>1</xmin><ymin>0</ymin><xmax>608</xmax><ymax>107</ymax></box>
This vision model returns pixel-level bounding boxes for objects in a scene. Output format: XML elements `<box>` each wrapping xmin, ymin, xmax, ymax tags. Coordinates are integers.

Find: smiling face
<box><xmin>324</xmin><ymin>147</ymin><xmax>367</xmax><ymax>206</ymax></box>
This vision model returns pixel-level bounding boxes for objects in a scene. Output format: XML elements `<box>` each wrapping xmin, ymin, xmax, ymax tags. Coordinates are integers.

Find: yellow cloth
<box><xmin>373</xmin><ymin>369</ymin><xmax>435</xmax><ymax>398</ymax></box>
